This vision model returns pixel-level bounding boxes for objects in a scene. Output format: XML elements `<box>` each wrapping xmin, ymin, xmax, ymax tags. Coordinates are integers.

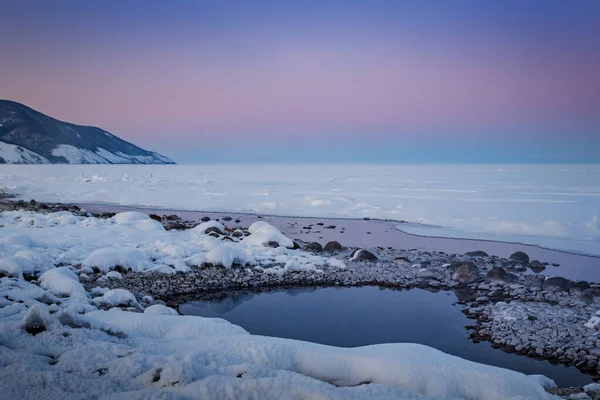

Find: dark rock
<box><xmin>165</xmin><ymin>214</ymin><xmax>180</xmax><ymax>221</ymax></box>
<box><xmin>201</xmin><ymin>217</ymin><xmax>211</xmax><ymax>222</ymax></box>
<box><xmin>453</xmin><ymin>287</ymin><xmax>476</xmax><ymax>302</ymax></box>
<box><xmin>570</xmin><ymin>281</ymin><xmax>590</xmax><ymax>296</ymax></box>
<box><xmin>542</xmin><ymin>276</ymin><xmax>572</xmax><ymax>293</ymax></box>
<box><xmin>205</xmin><ymin>226</ymin><xmax>224</xmax><ymax>235</ymax></box>
<box><xmin>485</xmin><ymin>267</ymin><xmax>507</xmax><ymax>283</ymax></box>
<box><xmin>351</xmin><ymin>249</ymin><xmax>378</xmax><ymax>261</ymax></box>
<box><xmin>231</xmin><ymin>231</ymin><xmax>243</xmax><ymax>238</ymax></box>
<box><xmin>324</xmin><ymin>241</ymin><xmax>343</xmax><ymax>253</ymax></box>
<box><xmin>235</xmin><ymin>219</ymin><xmax>241</xmax><ymax>223</ymax></box>
<box><xmin>528</xmin><ymin>262</ymin><xmax>546</xmax><ymax>273</ymax></box>
<box><xmin>29</xmin><ymin>199</ymin><xmax>37</xmax><ymax>206</ymax></box>
<box><xmin>222</xmin><ymin>216</ymin><xmax>232</xmax><ymax>221</ymax></box>
<box><xmin>326</xmin><ymin>225</ymin><xmax>336</xmax><ymax>229</ymax></box>
<box><xmin>149</xmin><ymin>214</ymin><xmax>162</xmax><ymax>222</ymax></box>
<box><xmin>266</xmin><ymin>241</ymin><xmax>280</xmax><ymax>248</ymax></box>
<box><xmin>509</xmin><ymin>251</ymin><xmax>530</xmax><ymax>265</ymax></box>
<box><xmin>452</xmin><ymin>263</ymin><xmax>479</xmax><ymax>283</ymax></box>
<box><xmin>305</xmin><ymin>242</ymin><xmax>323</xmax><ymax>253</ymax></box>
<box><xmin>580</xmin><ymin>288</ymin><xmax>600</xmax><ymax>304</ymax></box>
<box><xmin>503</xmin><ymin>344</ymin><xmax>516</xmax><ymax>354</ymax></box>
<box><xmin>465</xmin><ymin>251</ymin><xmax>489</xmax><ymax>257</ymax></box>
<box><xmin>524</xmin><ymin>274</ymin><xmax>545</xmax><ymax>288</ymax></box>
<box><xmin>165</xmin><ymin>221</ymin><xmax>186</xmax><ymax>231</ymax></box>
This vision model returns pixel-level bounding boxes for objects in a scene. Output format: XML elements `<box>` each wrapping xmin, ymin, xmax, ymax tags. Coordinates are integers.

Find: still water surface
<box><xmin>181</xmin><ymin>286</ymin><xmax>593</xmax><ymax>387</ymax></box>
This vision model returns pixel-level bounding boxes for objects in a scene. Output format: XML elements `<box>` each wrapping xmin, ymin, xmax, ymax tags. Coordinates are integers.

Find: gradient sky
<box><xmin>1</xmin><ymin>0</ymin><xmax>599</xmax><ymax>163</ymax></box>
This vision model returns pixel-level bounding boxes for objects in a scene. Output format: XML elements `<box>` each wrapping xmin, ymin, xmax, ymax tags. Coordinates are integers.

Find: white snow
<box><xmin>144</xmin><ymin>304</ymin><xmax>179</xmax><ymax>316</ymax></box>
<box><xmin>95</xmin><ymin>147</ymin><xmax>131</xmax><ymax>163</ymax></box>
<box><xmin>192</xmin><ymin>220</ymin><xmax>225</xmax><ymax>234</ymax></box>
<box><xmin>244</xmin><ymin>221</ymin><xmax>295</xmax><ymax>248</ymax></box>
<box><xmin>93</xmin><ymin>288</ymin><xmax>141</xmax><ymax>309</ymax></box>
<box><xmin>0</xmin><ymin>140</ymin><xmax>49</xmax><ymax>164</ymax></box>
<box><xmin>82</xmin><ymin>247</ymin><xmax>153</xmax><ymax>273</ymax></box>
<box><xmin>0</xmin><ymin>209</ymin><xmax>562</xmax><ymax>399</ymax></box>
<box><xmin>52</xmin><ymin>144</ymin><xmax>109</xmax><ymax>164</ymax></box>
<box><xmin>1</xmin><ymin>164</ymin><xmax>598</xmax><ymax>255</ymax></box>
<box><xmin>39</xmin><ymin>267</ymin><xmax>88</xmax><ymax>298</ymax></box>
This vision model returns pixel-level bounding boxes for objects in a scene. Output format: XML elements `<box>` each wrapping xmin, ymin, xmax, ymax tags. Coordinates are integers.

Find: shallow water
<box><xmin>180</xmin><ymin>286</ymin><xmax>593</xmax><ymax>387</ymax></box>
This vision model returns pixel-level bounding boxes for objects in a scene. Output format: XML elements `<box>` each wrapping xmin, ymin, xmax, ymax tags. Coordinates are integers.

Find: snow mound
<box><xmin>93</xmin><ymin>289</ymin><xmax>141</xmax><ymax>309</ymax></box>
<box><xmin>245</xmin><ymin>221</ymin><xmax>294</xmax><ymax>248</ymax></box>
<box><xmin>112</xmin><ymin>212</ymin><xmax>151</xmax><ymax>224</ymax></box>
<box><xmin>186</xmin><ymin>246</ymin><xmax>254</xmax><ymax>269</ymax></box>
<box><xmin>82</xmin><ymin>247</ymin><xmax>152</xmax><ymax>273</ymax></box>
<box><xmin>39</xmin><ymin>267</ymin><xmax>88</xmax><ymax>298</ymax></box>
<box><xmin>0</xmin><ymin>256</ymin><xmax>35</xmax><ymax>278</ymax></box>
<box><xmin>144</xmin><ymin>304</ymin><xmax>179</xmax><ymax>316</ymax></box>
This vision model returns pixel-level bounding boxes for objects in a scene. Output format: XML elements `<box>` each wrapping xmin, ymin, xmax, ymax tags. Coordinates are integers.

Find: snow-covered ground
<box><xmin>1</xmin><ymin>164</ymin><xmax>599</xmax><ymax>255</ymax></box>
<box><xmin>0</xmin><ymin>210</ymin><xmax>560</xmax><ymax>399</ymax></box>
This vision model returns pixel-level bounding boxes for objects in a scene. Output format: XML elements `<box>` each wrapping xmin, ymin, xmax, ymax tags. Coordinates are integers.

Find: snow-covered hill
<box><xmin>0</xmin><ymin>100</ymin><xmax>174</xmax><ymax>164</ymax></box>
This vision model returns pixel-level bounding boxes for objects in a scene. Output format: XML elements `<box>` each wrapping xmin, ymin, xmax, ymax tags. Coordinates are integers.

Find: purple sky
<box><xmin>1</xmin><ymin>1</ymin><xmax>599</xmax><ymax>163</ymax></box>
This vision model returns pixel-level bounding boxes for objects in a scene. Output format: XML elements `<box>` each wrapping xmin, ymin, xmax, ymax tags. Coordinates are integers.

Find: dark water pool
<box><xmin>180</xmin><ymin>286</ymin><xmax>592</xmax><ymax>387</ymax></box>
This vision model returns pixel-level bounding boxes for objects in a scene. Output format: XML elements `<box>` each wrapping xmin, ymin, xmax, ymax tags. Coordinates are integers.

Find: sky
<box><xmin>1</xmin><ymin>0</ymin><xmax>599</xmax><ymax>163</ymax></box>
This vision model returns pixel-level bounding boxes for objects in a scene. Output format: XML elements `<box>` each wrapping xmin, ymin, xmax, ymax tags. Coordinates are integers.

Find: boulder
<box><xmin>305</xmin><ymin>242</ymin><xmax>323</xmax><ymax>253</ymax></box>
<box><xmin>324</xmin><ymin>241</ymin><xmax>343</xmax><ymax>253</ymax></box>
<box><xmin>581</xmin><ymin>288</ymin><xmax>600</xmax><ymax>304</ymax></box>
<box><xmin>528</xmin><ymin>261</ymin><xmax>546</xmax><ymax>274</ymax></box>
<box><xmin>452</xmin><ymin>263</ymin><xmax>479</xmax><ymax>284</ymax></box>
<box><xmin>205</xmin><ymin>226</ymin><xmax>224</xmax><ymax>235</ymax></box>
<box><xmin>485</xmin><ymin>267</ymin><xmax>507</xmax><ymax>283</ymax></box>
<box><xmin>509</xmin><ymin>251</ymin><xmax>530</xmax><ymax>265</ymax></box>
<box><xmin>570</xmin><ymin>281</ymin><xmax>591</xmax><ymax>296</ymax></box>
<box><xmin>148</xmin><ymin>214</ymin><xmax>162</xmax><ymax>222</ymax></box>
<box><xmin>350</xmin><ymin>249</ymin><xmax>378</xmax><ymax>262</ymax></box>
<box><xmin>465</xmin><ymin>251</ymin><xmax>489</xmax><ymax>257</ymax></box>
<box><xmin>542</xmin><ymin>276</ymin><xmax>572</xmax><ymax>293</ymax></box>
<box><xmin>417</xmin><ymin>268</ymin><xmax>445</xmax><ymax>281</ymax></box>
<box><xmin>524</xmin><ymin>274</ymin><xmax>546</xmax><ymax>289</ymax></box>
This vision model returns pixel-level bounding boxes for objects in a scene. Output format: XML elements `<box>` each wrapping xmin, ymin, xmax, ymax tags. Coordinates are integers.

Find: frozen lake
<box><xmin>1</xmin><ymin>164</ymin><xmax>599</xmax><ymax>255</ymax></box>
<box><xmin>180</xmin><ymin>287</ymin><xmax>592</xmax><ymax>387</ymax></box>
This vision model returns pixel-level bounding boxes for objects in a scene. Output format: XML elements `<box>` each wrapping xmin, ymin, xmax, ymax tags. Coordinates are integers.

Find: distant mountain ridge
<box><xmin>0</xmin><ymin>100</ymin><xmax>175</xmax><ymax>164</ymax></box>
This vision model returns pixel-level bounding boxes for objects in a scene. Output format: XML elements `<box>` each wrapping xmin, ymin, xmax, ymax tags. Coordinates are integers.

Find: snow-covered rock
<box><xmin>244</xmin><ymin>221</ymin><xmax>294</xmax><ymax>248</ymax></box>
<box><xmin>144</xmin><ymin>304</ymin><xmax>179</xmax><ymax>316</ymax></box>
<box><xmin>39</xmin><ymin>267</ymin><xmax>88</xmax><ymax>298</ymax></box>
<box><xmin>82</xmin><ymin>247</ymin><xmax>152</xmax><ymax>273</ymax></box>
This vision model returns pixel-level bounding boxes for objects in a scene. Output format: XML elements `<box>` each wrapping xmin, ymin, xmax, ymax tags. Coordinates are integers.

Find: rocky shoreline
<box><xmin>2</xmin><ymin>199</ymin><xmax>600</xmax><ymax>395</ymax></box>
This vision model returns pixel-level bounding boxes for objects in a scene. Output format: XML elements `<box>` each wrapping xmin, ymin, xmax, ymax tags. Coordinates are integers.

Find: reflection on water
<box><xmin>180</xmin><ymin>286</ymin><xmax>592</xmax><ymax>387</ymax></box>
